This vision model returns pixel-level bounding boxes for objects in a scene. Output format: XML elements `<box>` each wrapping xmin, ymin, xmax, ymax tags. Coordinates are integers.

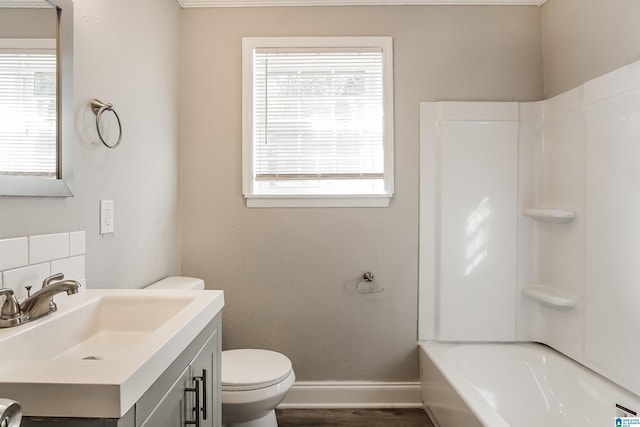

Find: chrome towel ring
<box><xmin>91</xmin><ymin>99</ymin><xmax>122</xmax><ymax>149</ymax></box>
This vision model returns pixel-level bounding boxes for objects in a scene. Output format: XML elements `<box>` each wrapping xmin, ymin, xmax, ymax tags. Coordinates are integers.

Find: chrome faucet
<box><xmin>42</xmin><ymin>272</ymin><xmax>64</xmax><ymax>288</ymax></box>
<box><xmin>0</xmin><ymin>273</ymin><xmax>80</xmax><ymax>328</ymax></box>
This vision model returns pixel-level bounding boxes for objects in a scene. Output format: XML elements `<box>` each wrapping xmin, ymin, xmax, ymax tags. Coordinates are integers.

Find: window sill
<box><xmin>245</xmin><ymin>194</ymin><xmax>392</xmax><ymax>208</ymax></box>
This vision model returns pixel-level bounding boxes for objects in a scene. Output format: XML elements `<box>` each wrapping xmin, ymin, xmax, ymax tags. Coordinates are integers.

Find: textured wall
<box><xmin>0</xmin><ymin>8</ymin><xmax>56</xmax><ymax>37</ymax></box>
<box><xmin>180</xmin><ymin>5</ymin><xmax>543</xmax><ymax>382</ymax></box>
<box><xmin>542</xmin><ymin>0</ymin><xmax>640</xmax><ymax>97</ymax></box>
<box><xmin>0</xmin><ymin>0</ymin><xmax>182</xmax><ymax>289</ymax></box>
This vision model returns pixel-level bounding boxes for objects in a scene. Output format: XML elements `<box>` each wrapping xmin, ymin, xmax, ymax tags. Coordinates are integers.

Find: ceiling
<box><xmin>177</xmin><ymin>0</ymin><xmax>547</xmax><ymax>7</ymax></box>
<box><xmin>0</xmin><ymin>0</ymin><xmax>546</xmax><ymax>8</ymax></box>
<box><xmin>0</xmin><ymin>0</ymin><xmax>546</xmax><ymax>9</ymax></box>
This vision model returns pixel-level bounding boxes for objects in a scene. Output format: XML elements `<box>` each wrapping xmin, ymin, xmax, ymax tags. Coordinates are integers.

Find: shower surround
<box><xmin>419</xmin><ymin>59</ymin><xmax>640</xmax><ymax>424</ymax></box>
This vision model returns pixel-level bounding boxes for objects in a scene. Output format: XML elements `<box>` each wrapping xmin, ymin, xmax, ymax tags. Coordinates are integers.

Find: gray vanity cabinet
<box><xmin>141</xmin><ymin>327</ymin><xmax>220</xmax><ymax>427</ymax></box>
<box><xmin>140</xmin><ymin>367</ymin><xmax>190</xmax><ymax>427</ymax></box>
<box><xmin>190</xmin><ymin>329</ymin><xmax>220</xmax><ymax>427</ymax></box>
<box><xmin>22</xmin><ymin>315</ymin><xmax>221</xmax><ymax>427</ymax></box>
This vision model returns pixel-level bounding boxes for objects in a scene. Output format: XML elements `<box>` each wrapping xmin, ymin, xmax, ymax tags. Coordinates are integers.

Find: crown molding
<box><xmin>177</xmin><ymin>0</ymin><xmax>547</xmax><ymax>8</ymax></box>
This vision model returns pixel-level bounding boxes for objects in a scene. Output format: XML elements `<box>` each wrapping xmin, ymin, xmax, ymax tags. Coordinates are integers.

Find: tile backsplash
<box><xmin>0</xmin><ymin>231</ymin><xmax>86</xmax><ymax>300</ymax></box>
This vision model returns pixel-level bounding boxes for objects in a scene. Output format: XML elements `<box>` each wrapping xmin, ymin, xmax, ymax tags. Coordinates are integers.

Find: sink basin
<box><xmin>1</xmin><ymin>294</ymin><xmax>193</xmax><ymax>361</ymax></box>
<box><xmin>0</xmin><ymin>288</ymin><xmax>224</xmax><ymax>419</ymax></box>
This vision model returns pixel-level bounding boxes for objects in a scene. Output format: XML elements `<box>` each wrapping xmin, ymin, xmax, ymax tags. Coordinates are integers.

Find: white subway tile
<box><xmin>51</xmin><ymin>255</ymin><xmax>85</xmax><ymax>283</ymax></box>
<box><xmin>3</xmin><ymin>263</ymin><xmax>51</xmax><ymax>300</ymax></box>
<box><xmin>0</xmin><ymin>237</ymin><xmax>28</xmax><ymax>271</ymax></box>
<box><xmin>29</xmin><ymin>233</ymin><xmax>70</xmax><ymax>264</ymax></box>
<box><xmin>69</xmin><ymin>231</ymin><xmax>86</xmax><ymax>256</ymax></box>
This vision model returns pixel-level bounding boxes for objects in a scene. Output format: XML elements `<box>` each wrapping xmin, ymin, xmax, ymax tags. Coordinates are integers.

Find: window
<box><xmin>242</xmin><ymin>37</ymin><xmax>394</xmax><ymax>208</ymax></box>
<box><xmin>0</xmin><ymin>39</ymin><xmax>57</xmax><ymax>177</ymax></box>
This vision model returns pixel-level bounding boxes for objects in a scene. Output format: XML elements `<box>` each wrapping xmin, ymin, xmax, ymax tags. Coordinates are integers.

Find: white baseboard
<box><xmin>278</xmin><ymin>381</ymin><xmax>423</xmax><ymax>409</ymax></box>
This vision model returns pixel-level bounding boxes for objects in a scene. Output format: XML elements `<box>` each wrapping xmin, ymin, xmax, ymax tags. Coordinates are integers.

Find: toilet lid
<box><xmin>222</xmin><ymin>349</ymin><xmax>292</xmax><ymax>391</ymax></box>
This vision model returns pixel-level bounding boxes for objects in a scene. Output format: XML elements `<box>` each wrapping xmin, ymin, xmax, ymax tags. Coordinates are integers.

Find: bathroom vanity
<box><xmin>137</xmin><ymin>315</ymin><xmax>220</xmax><ymax>427</ymax></box>
<box><xmin>0</xmin><ymin>289</ymin><xmax>224</xmax><ymax>427</ymax></box>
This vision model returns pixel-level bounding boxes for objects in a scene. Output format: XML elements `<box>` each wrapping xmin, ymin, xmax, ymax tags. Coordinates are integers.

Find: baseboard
<box><xmin>423</xmin><ymin>404</ymin><xmax>441</xmax><ymax>427</ymax></box>
<box><xmin>278</xmin><ymin>381</ymin><xmax>423</xmax><ymax>409</ymax></box>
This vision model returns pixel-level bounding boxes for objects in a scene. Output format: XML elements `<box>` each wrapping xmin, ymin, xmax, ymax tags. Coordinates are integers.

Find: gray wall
<box><xmin>0</xmin><ymin>9</ymin><xmax>56</xmax><ymax>38</ymax></box>
<box><xmin>0</xmin><ymin>0</ymin><xmax>182</xmax><ymax>289</ymax></box>
<box><xmin>180</xmin><ymin>5</ymin><xmax>542</xmax><ymax>381</ymax></box>
<box><xmin>10</xmin><ymin>0</ymin><xmax>638</xmax><ymax>385</ymax></box>
<box><xmin>542</xmin><ymin>0</ymin><xmax>640</xmax><ymax>97</ymax></box>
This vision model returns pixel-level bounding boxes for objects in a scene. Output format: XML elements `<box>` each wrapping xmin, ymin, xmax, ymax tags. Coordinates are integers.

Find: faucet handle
<box><xmin>0</xmin><ymin>289</ymin><xmax>21</xmax><ymax>318</ymax></box>
<box><xmin>42</xmin><ymin>273</ymin><xmax>64</xmax><ymax>288</ymax></box>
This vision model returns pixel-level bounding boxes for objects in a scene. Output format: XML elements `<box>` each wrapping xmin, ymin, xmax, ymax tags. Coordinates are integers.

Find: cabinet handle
<box><xmin>192</xmin><ymin>370</ymin><xmax>208</xmax><ymax>421</ymax></box>
<box><xmin>201</xmin><ymin>369</ymin><xmax>208</xmax><ymax>420</ymax></box>
<box><xmin>185</xmin><ymin>377</ymin><xmax>201</xmax><ymax>427</ymax></box>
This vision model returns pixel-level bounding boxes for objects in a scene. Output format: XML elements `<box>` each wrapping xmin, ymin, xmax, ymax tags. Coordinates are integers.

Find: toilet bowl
<box><xmin>221</xmin><ymin>349</ymin><xmax>295</xmax><ymax>427</ymax></box>
<box><xmin>145</xmin><ymin>277</ymin><xmax>295</xmax><ymax>427</ymax></box>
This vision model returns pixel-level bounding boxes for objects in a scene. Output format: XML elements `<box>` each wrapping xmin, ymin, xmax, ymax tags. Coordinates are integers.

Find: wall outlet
<box><xmin>100</xmin><ymin>200</ymin><xmax>115</xmax><ymax>234</ymax></box>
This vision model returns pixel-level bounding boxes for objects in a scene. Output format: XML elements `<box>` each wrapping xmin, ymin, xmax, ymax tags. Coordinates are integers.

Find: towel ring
<box><xmin>91</xmin><ymin>99</ymin><xmax>122</xmax><ymax>149</ymax></box>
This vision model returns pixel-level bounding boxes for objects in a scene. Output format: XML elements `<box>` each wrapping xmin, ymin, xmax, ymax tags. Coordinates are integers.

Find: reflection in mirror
<box><xmin>0</xmin><ymin>0</ymin><xmax>73</xmax><ymax>197</ymax></box>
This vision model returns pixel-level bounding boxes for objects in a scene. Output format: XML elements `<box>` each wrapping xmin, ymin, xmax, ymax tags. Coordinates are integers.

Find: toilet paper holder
<box><xmin>356</xmin><ymin>272</ymin><xmax>385</xmax><ymax>294</ymax></box>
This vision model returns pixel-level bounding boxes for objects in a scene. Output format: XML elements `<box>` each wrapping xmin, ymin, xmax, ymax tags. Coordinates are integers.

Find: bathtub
<box><xmin>419</xmin><ymin>341</ymin><xmax>640</xmax><ymax>427</ymax></box>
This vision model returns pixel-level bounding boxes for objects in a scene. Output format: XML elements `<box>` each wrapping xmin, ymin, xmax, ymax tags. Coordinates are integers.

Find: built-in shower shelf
<box><xmin>522</xmin><ymin>207</ymin><xmax>576</xmax><ymax>223</ymax></box>
<box><xmin>522</xmin><ymin>285</ymin><xmax>575</xmax><ymax>309</ymax></box>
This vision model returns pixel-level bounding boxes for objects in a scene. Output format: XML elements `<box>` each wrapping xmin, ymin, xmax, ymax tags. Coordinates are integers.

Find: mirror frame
<box><xmin>0</xmin><ymin>0</ymin><xmax>73</xmax><ymax>197</ymax></box>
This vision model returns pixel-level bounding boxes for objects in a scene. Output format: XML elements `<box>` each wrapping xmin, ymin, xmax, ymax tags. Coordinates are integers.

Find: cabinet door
<box><xmin>140</xmin><ymin>367</ymin><xmax>190</xmax><ymax>427</ymax></box>
<box><xmin>189</xmin><ymin>329</ymin><xmax>220</xmax><ymax>427</ymax></box>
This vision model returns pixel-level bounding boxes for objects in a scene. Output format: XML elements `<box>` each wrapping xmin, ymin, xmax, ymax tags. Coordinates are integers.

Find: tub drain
<box><xmin>82</xmin><ymin>356</ymin><xmax>103</xmax><ymax>360</ymax></box>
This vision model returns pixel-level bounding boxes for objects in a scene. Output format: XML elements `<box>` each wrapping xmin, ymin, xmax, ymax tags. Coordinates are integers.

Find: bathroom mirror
<box><xmin>0</xmin><ymin>0</ymin><xmax>73</xmax><ymax>197</ymax></box>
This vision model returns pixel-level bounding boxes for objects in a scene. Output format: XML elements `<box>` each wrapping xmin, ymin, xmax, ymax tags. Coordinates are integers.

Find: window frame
<box><xmin>242</xmin><ymin>36</ymin><xmax>394</xmax><ymax>208</ymax></box>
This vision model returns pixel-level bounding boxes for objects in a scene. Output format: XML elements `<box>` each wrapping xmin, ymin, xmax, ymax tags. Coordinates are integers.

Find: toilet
<box><xmin>145</xmin><ymin>276</ymin><xmax>295</xmax><ymax>427</ymax></box>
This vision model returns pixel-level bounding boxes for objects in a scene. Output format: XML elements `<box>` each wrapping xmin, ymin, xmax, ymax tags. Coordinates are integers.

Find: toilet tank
<box><xmin>145</xmin><ymin>276</ymin><xmax>205</xmax><ymax>290</ymax></box>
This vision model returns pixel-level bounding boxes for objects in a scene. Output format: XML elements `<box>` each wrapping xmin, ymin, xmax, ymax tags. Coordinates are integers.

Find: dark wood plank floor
<box><xmin>276</xmin><ymin>408</ymin><xmax>435</xmax><ymax>427</ymax></box>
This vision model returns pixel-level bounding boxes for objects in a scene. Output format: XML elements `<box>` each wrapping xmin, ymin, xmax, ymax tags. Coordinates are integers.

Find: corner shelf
<box><xmin>521</xmin><ymin>285</ymin><xmax>575</xmax><ymax>309</ymax></box>
<box><xmin>522</xmin><ymin>207</ymin><xmax>576</xmax><ymax>223</ymax></box>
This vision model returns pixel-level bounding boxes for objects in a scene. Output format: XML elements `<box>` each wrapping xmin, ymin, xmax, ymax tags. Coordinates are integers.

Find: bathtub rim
<box><xmin>420</xmin><ymin>340</ymin><xmax>516</xmax><ymax>427</ymax></box>
<box><xmin>420</xmin><ymin>340</ymin><xmax>640</xmax><ymax>427</ymax></box>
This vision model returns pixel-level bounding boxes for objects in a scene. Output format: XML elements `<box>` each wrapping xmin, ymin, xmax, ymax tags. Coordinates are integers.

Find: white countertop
<box><xmin>0</xmin><ymin>288</ymin><xmax>224</xmax><ymax>418</ymax></box>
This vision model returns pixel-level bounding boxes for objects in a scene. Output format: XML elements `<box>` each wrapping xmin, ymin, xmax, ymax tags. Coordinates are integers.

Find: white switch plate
<box><xmin>100</xmin><ymin>200</ymin><xmax>115</xmax><ymax>234</ymax></box>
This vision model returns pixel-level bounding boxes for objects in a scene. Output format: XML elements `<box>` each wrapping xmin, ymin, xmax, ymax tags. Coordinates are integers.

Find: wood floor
<box><xmin>275</xmin><ymin>408</ymin><xmax>435</xmax><ymax>427</ymax></box>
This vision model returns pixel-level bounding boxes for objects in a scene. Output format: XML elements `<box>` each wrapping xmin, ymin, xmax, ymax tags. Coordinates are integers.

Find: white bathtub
<box><xmin>420</xmin><ymin>341</ymin><xmax>640</xmax><ymax>427</ymax></box>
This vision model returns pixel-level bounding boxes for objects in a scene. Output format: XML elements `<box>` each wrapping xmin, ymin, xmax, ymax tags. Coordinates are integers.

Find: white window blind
<box><xmin>243</xmin><ymin>37</ymin><xmax>394</xmax><ymax>207</ymax></box>
<box><xmin>0</xmin><ymin>39</ymin><xmax>57</xmax><ymax>177</ymax></box>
